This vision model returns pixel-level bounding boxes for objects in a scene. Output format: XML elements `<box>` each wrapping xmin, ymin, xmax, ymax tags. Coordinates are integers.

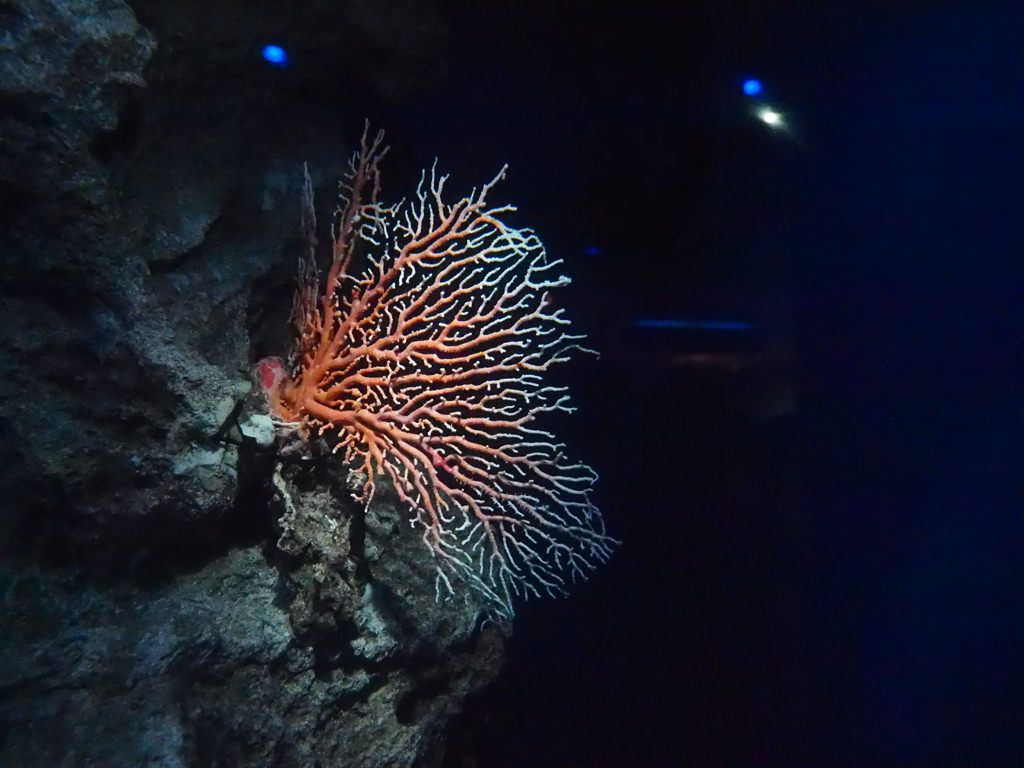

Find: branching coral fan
<box><xmin>263</xmin><ymin>124</ymin><xmax>615</xmax><ymax>617</ymax></box>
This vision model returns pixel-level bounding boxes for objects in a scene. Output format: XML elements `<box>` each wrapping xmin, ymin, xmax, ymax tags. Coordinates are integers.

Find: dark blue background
<box><xmin>387</xmin><ymin>2</ymin><xmax>1022</xmax><ymax>766</ymax></box>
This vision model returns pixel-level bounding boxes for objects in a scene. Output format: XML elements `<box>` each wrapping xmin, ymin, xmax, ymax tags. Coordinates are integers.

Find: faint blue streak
<box><xmin>635</xmin><ymin>319</ymin><xmax>755</xmax><ymax>331</ymax></box>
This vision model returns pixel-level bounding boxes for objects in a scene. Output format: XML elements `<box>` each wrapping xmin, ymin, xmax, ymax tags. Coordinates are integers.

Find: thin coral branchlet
<box><xmin>263</xmin><ymin>123</ymin><xmax>615</xmax><ymax>617</ymax></box>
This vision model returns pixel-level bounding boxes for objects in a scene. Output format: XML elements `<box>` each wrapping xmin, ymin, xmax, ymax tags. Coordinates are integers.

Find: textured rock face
<box><xmin>0</xmin><ymin>501</ymin><xmax>503</xmax><ymax>767</ymax></box>
<box><xmin>0</xmin><ymin>0</ymin><xmax>241</xmax><ymax>573</ymax></box>
<box><xmin>0</xmin><ymin>0</ymin><xmax>156</xmax><ymax>233</ymax></box>
<box><xmin>0</xmin><ymin>1</ymin><xmax>501</xmax><ymax>765</ymax></box>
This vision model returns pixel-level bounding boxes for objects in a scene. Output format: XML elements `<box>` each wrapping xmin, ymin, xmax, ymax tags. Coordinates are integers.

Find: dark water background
<box><xmin>403</xmin><ymin>3</ymin><xmax>1022</xmax><ymax>766</ymax></box>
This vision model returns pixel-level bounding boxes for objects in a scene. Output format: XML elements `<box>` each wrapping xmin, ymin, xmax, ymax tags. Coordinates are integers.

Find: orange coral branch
<box><xmin>270</xmin><ymin>123</ymin><xmax>615</xmax><ymax>616</ymax></box>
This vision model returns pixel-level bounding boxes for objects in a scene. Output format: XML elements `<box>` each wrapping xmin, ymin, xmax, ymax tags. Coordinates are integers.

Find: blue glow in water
<box><xmin>635</xmin><ymin>319</ymin><xmax>754</xmax><ymax>331</ymax></box>
<box><xmin>262</xmin><ymin>45</ymin><xmax>289</xmax><ymax>66</ymax></box>
<box><xmin>742</xmin><ymin>79</ymin><xmax>762</xmax><ymax>96</ymax></box>
<box><xmin>584</xmin><ymin>246</ymin><xmax>601</xmax><ymax>256</ymax></box>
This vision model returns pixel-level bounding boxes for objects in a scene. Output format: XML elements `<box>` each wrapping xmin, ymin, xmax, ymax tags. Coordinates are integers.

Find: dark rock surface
<box><xmin>0</xmin><ymin>1</ymin><xmax>502</xmax><ymax>765</ymax></box>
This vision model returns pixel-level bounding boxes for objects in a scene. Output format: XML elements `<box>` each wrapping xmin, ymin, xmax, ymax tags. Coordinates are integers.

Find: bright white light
<box><xmin>757</xmin><ymin>107</ymin><xmax>783</xmax><ymax>127</ymax></box>
<box><xmin>752</xmin><ymin>103</ymin><xmax>810</xmax><ymax>152</ymax></box>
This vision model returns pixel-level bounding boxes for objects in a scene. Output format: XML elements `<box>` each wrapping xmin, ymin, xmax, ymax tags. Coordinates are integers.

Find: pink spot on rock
<box><xmin>256</xmin><ymin>358</ymin><xmax>288</xmax><ymax>412</ymax></box>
